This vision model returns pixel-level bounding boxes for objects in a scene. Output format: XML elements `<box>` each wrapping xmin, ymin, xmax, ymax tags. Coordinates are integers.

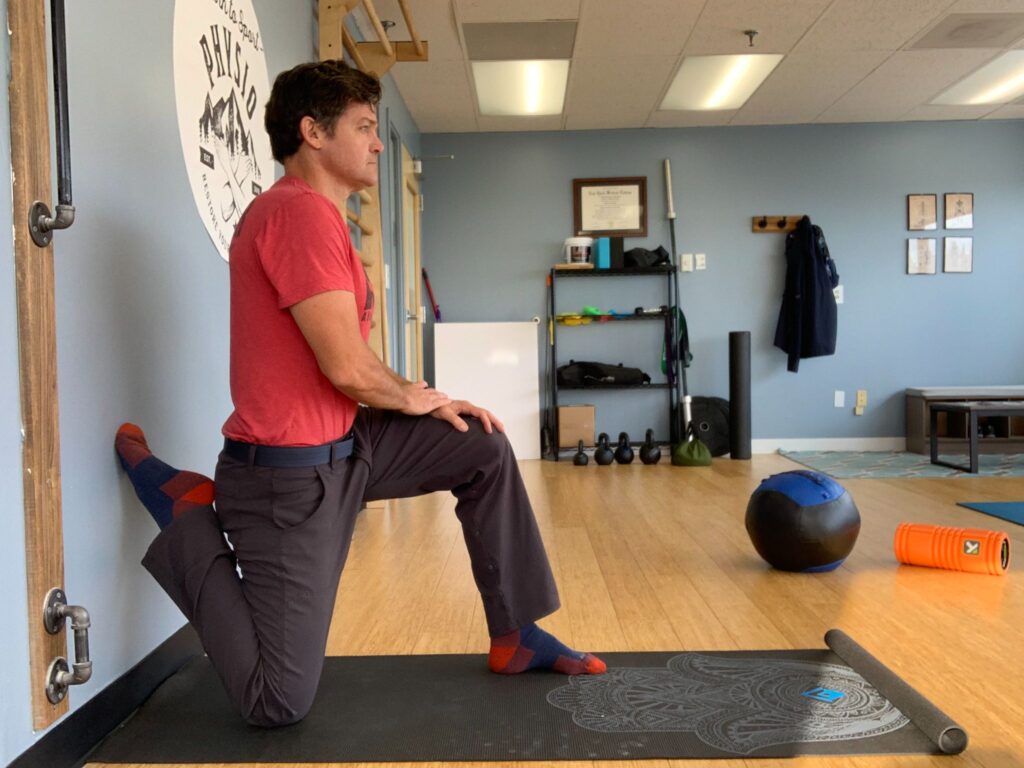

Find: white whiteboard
<box><xmin>434</xmin><ymin>322</ymin><xmax>541</xmax><ymax>460</ymax></box>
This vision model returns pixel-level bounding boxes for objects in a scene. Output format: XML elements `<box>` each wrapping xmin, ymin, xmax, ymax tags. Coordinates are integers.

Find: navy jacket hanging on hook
<box><xmin>773</xmin><ymin>216</ymin><xmax>839</xmax><ymax>372</ymax></box>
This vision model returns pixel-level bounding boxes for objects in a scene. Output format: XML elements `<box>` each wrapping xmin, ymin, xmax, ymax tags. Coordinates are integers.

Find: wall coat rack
<box><xmin>752</xmin><ymin>215</ymin><xmax>804</xmax><ymax>233</ymax></box>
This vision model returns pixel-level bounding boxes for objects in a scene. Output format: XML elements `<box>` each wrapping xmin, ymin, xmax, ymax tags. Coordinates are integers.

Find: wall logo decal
<box><xmin>174</xmin><ymin>0</ymin><xmax>272</xmax><ymax>261</ymax></box>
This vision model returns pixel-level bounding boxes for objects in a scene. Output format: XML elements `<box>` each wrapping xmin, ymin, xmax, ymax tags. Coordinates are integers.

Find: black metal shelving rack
<box><xmin>546</xmin><ymin>265</ymin><xmax>681</xmax><ymax>460</ymax></box>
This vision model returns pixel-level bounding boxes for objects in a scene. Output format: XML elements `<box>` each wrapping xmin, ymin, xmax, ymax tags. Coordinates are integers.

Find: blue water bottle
<box><xmin>595</xmin><ymin>237</ymin><xmax>610</xmax><ymax>269</ymax></box>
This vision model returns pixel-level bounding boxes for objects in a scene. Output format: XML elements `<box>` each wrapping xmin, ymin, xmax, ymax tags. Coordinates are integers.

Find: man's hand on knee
<box><xmin>430</xmin><ymin>400</ymin><xmax>504</xmax><ymax>434</ymax></box>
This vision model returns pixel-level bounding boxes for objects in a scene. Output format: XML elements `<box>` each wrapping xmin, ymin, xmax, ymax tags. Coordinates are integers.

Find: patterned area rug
<box><xmin>780</xmin><ymin>451</ymin><xmax>1024</xmax><ymax>478</ymax></box>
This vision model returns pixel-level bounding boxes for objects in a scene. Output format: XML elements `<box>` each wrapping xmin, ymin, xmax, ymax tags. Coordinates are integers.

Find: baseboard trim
<box><xmin>9</xmin><ymin>623</ymin><xmax>202</xmax><ymax>768</ymax></box>
<box><xmin>753</xmin><ymin>437</ymin><xmax>907</xmax><ymax>453</ymax></box>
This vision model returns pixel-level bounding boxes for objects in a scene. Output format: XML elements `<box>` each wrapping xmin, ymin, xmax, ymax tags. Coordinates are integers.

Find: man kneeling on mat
<box><xmin>115</xmin><ymin>58</ymin><xmax>605</xmax><ymax>728</ymax></box>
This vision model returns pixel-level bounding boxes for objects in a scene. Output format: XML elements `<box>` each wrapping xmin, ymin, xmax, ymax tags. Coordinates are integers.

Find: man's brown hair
<box><xmin>264</xmin><ymin>59</ymin><xmax>381</xmax><ymax>163</ymax></box>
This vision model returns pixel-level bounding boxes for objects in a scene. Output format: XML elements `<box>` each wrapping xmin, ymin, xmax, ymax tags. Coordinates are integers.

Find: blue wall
<box><xmin>0</xmin><ymin>1</ymin><xmax>419</xmax><ymax>762</ymax></box>
<box><xmin>421</xmin><ymin>122</ymin><xmax>1024</xmax><ymax>443</ymax></box>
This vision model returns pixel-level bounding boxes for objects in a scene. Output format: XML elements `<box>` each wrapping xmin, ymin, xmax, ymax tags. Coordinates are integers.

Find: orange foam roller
<box><xmin>894</xmin><ymin>523</ymin><xmax>1009</xmax><ymax>576</ymax></box>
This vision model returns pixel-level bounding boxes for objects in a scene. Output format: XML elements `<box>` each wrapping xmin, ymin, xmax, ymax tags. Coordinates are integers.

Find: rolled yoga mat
<box><xmin>826</xmin><ymin>628</ymin><xmax>968</xmax><ymax>754</ymax></box>
<box><xmin>729</xmin><ymin>330</ymin><xmax>752</xmax><ymax>459</ymax></box>
<box><xmin>90</xmin><ymin>630</ymin><xmax>965</xmax><ymax>763</ymax></box>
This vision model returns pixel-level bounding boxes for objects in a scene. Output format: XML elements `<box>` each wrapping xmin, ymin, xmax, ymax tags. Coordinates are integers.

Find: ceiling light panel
<box><xmin>472</xmin><ymin>60</ymin><xmax>570</xmax><ymax>116</ymax></box>
<box><xmin>932</xmin><ymin>51</ymin><xmax>1024</xmax><ymax>105</ymax></box>
<box><xmin>661</xmin><ymin>54</ymin><xmax>784</xmax><ymax>111</ymax></box>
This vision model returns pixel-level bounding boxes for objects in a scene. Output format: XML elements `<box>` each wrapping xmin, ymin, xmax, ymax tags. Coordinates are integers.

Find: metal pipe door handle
<box><xmin>42</xmin><ymin>588</ymin><xmax>92</xmax><ymax>704</ymax></box>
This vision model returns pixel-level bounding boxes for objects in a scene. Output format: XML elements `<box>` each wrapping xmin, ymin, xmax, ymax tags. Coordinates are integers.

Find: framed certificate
<box><xmin>573</xmin><ymin>177</ymin><xmax>647</xmax><ymax>237</ymax></box>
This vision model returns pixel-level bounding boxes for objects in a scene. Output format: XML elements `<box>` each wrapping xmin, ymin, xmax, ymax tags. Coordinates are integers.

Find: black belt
<box><xmin>223</xmin><ymin>433</ymin><xmax>354</xmax><ymax>468</ymax></box>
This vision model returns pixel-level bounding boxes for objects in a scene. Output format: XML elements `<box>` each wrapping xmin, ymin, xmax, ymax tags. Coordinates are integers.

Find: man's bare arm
<box><xmin>290</xmin><ymin>290</ymin><xmax>448</xmax><ymax>415</ymax></box>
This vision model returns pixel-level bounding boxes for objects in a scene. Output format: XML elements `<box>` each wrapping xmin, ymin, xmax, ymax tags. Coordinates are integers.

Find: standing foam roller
<box><xmin>894</xmin><ymin>523</ymin><xmax>1009</xmax><ymax>576</ymax></box>
<box><xmin>728</xmin><ymin>331</ymin><xmax>751</xmax><ymax>460</ymax></box>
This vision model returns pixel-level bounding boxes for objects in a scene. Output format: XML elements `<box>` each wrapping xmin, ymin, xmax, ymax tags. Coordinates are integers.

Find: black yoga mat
<box><xmin>91</xmin><ymin>629</ymin><xmax>965</xmax><ymax>763</ymax></box>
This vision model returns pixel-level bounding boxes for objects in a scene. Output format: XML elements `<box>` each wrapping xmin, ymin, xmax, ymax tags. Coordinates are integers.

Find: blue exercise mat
<box><xmin>956</xmin><ymin>501</ymin><xmax>1024</xmax><ymax>527</ymax></box>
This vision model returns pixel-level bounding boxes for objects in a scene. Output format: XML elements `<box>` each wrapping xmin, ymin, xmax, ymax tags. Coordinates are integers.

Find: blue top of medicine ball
<box><xmin>755</xmin><ymin>470</ymin><xmax>846</xmax><ymax>506</ymax></box>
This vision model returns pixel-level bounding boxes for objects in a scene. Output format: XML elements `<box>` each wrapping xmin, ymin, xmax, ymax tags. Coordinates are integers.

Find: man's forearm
<box><xmin>333</xmin><ymin>344</ymin><xmax>412</xmax><ymax>410</ymax></box>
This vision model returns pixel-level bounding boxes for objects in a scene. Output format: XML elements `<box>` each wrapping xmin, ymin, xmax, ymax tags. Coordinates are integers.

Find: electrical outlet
<box><xmin>681</xmin><ymin>253</ymin><xmax>694</xmax><ymax>272</ymax></box>
<box><xmin>833</xmin><ymin>285</ymin><xmax>844</xmax><ymax>304</ymax></box>
<box><xmin>695</xmin><ymin>253</ymin><xmax>707</xmax><ymax>271</ymax></box>
<box><xmin>856</xmin><ymin>389</ymin><xmax>868</xmax><ymax>408</ymax></box>
<box><xmin>834</xmin><ymin>390</ymin><xmax>845</xmax><ymax>408</ymax></box>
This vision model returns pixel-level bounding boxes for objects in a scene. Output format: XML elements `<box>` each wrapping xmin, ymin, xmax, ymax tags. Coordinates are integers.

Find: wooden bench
<box><xmin>929</xmin><ymin>400</ymin><xmax>1024</xmax><ymax>473</ymax></box>
<box><xmin>907</xmin><ymin>386</ymin><xmax>1024</xmax><ymax>456</ymax></box>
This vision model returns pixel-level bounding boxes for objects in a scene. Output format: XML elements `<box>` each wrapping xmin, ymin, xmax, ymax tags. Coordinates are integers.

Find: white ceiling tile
<box><xmin>476</xmin><ymin>115</ymin><xmax>565</xmax><ymax>131</ymax></box>
<box><xmin>564</xmin><ymin>56</ymin><xmax>678</xmax><ymax>128</ymax></box>
<box><xmin>796</xmin><ymin>0</ymin><xmax>954</xmax><ymax>52</ymax></box>
<box><xmin>573</xmin><ymin>0</ymin><xmax>704</xmax><ymax>58</ymax></box>
<box><xmin>816</xmin><ymin>49</ymin><xmax>996</xmax><ymax>122</ymax></box>
<box><xmin>682</xmin><ymin>0</ymin><xmax>834</xmax><ymax>55</ymax></box>
<box><xmin>646</xmin><ymin>110</ymin><xmax>737</xmax><ymax>128</ymax></box>
<box><xmin>455</xmin><ymin>0</ymin><xmax>580</xmax><ymax>24</ymax></box>
<box><xmin>899</xmin><ymin>103</ymin><xmax>997</xmax><ymax>119</ymax></box>
<box><xmin>390</xmin><ymin>60</ymin><xmax>477</xmax><ymax>131</ymax></box>
<box><xmin>731</xmin><ymin>49</ymin><xmax>890</xmax><ymax>125</ymax></box>
<box><xmin>946</xmin><ymin>0</ymin><xmax>1024</xmax><ymax>12</ymax></box>
<box><xmin>413</xmin><ymin>112</ymin><xmax>480</xmax><ymax>133</ymax></box>
<box><xmin>981</xmin><ymin>103</ymin><xmax>1024</xmax><ymax>117</ymax></box>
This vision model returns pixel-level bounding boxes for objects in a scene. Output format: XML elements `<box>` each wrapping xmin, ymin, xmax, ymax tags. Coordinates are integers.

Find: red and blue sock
<box><xmin>115</xmin><ymin>423</ymin><xmax>214</xmax><ymax>530</ymax></box>
<box><xmin>489</xmin><ymin>623</ymin><xmax>606</xmax><ymax>675</ymax></box>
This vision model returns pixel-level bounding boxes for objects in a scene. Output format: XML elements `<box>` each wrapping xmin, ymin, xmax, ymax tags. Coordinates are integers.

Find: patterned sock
<box><xmin>489</xmin><ymin>623</ymin><xmax>607</xmax><ymax>675</ymax></box>
<box><xmin>115</xmin><ymin>423</ymin><xmax>214</xmax><ymax>530</ymax></box>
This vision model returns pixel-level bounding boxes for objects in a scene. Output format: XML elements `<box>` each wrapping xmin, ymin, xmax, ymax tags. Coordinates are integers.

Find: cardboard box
<box><xmin>558</xmin><ymin>404</ymin><xmax>595</xmax><ymax>448</ymax></box>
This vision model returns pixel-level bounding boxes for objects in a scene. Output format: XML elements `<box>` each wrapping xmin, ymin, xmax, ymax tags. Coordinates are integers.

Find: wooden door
<box><xmin>400</xmin><ymin>144</ymin><xmax>423</xmax><ymax>381</ymax></box>
<box><xmin>9</xmin><ymin>0</ymin><xmax>69</xmax><ymax>728</ymax></box>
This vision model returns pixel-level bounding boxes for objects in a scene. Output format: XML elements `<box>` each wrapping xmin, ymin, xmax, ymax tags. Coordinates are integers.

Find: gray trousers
<box><xmin>142</xmin><ymin>407</ymin><xmax>560</xmax><ymax>727</ymax></box>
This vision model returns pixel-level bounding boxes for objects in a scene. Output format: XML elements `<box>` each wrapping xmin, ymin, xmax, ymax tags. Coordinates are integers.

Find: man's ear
<box><xmin>298</xmin><ymin>116</ymin><xmax>323</xmax><ymax>149</ymax></box>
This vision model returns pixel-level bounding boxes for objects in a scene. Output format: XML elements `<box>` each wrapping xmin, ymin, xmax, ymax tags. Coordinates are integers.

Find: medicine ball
<box><xmin>745</xmin><ymin>470</ymin><xmax>860</xmax><ymax>572</ymax></box>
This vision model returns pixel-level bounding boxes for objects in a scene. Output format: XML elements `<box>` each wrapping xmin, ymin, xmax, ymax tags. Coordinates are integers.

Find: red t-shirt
<box><xmin>222</xmin><ymin>176</ymin><xmax>373</xmax><ymax>446</ymax></box>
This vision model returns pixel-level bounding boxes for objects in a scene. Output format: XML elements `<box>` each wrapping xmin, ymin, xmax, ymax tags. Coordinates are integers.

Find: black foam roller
<box><xmin>729</xmin><ymin>331</ymin><xmax>751</xmax><ymax>460</ymax></box>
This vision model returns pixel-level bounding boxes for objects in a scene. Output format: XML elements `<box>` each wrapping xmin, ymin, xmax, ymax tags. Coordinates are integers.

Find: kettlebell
<box><xmin>614</xmin><ymin>432</ymin><xmax>634</xmax><ymax>464</ymax></box>
<box><xmin>594</xmin><ymin>433</ymin><xmax>615</xmax><ymax>465</ymax></box>
<box><xmin>573</xmin><ymin>440</ymin><xmax>589</xmax><ymax>466</ymax></box>
<box><xmin>639</xmin><ymin>429</ymin><xmax>661</xmax><ymax>465</ymax></box>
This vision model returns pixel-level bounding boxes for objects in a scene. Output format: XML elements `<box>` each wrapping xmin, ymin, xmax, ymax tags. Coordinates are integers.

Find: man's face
<box><xmin>320</xmin><ymin>102</ymin><xmax>383</xmax><ymax>191</ymax></box>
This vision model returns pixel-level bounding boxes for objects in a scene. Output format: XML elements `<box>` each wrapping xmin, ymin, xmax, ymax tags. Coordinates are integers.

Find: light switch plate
<box><xmin>833</xmin><ymin>285</ymin><xmax>844</xmax><ymax>304</ymax></box>
<box><xmin>681</xmin><ymin>253</ymin><xmax>694</xmax><ymax>272</ymax></box>
<box><xmin>834</xmin><ymin>390</ymin><xmax>845</xmax><ymax>408</ymax></box>
<box><xmin>695</xmin><ymin>253</ymin><xmax>707</xmax><ymax>271</ymax></box>
<box><xmin>856</xmin><ymin>389</ymin><xmax>868</xmax><ymax>408</ymax></box>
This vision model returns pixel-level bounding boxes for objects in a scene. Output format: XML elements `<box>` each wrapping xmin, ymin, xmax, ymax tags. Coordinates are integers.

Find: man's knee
<box><xmin>467</xmin><ymin>420</ymin><xmax>512</xmax><ymax>466</ymax></box>
<box><xmin>242</xmin><ymin>686</ymin><xmax>315</xmax><ymax>728</ymax></box>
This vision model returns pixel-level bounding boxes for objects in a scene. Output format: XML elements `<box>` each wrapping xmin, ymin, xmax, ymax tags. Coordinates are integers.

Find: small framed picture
<box><xmin>907</xmin><ymin>194</ymin><xmax>937</xmax><ymax>231</ymax></box>
<box><xmin>945</xmin><ymin>193</ymin><xmax>973</xmax><ymax>229</ymax></box>
<box><xmin>907</xmin><ymin>238</ymin><xmax>936</xmax><ymax>274</ymax></box>
<box><xmin>944</xmin><ymin>237</ymin><xmax>973</xmax><ymax>273</ymax></box>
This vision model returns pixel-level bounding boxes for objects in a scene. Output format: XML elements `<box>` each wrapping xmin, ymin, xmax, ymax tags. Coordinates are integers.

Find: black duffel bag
<box><xmin>557</xmin><ymin>360</ymin><xmax>651</xmax><ymax>387</ymax></box>
<box><xmin>689</xmin><ymin>395</ymin><xmax>730</xmax><ymax>456</ymax></box>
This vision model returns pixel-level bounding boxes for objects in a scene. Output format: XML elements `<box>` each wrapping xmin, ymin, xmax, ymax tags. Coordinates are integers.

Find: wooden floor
<box><xmin>92</xmin><ymin>454</ymin><xmax>1024</xmax><ymax>768</ymax></box>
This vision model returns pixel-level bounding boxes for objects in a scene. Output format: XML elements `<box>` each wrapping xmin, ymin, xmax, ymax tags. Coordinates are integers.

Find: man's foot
<box><xmin>489</xmin><ymin>623</ymin><xmax>607</xmax><ymax>675</ymax></box>
<box><xmin>115</xmin><ymin>423</ymin><xmax>214</xmax><ymax>530</ymax></box>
